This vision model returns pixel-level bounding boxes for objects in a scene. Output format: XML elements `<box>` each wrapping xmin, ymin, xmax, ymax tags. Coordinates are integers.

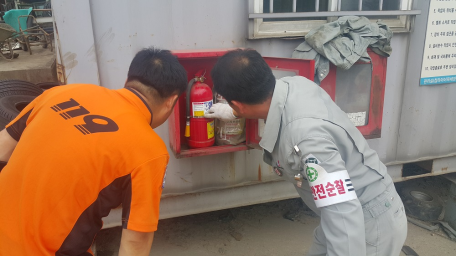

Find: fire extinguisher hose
<box><xmin>185</xmin><ymin>77</ymin><xmax>197</xmax><ymax>137</ymax></box>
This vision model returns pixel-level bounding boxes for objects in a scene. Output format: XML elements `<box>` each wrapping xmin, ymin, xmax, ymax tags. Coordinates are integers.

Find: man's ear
<box><xmin>165</xmin><ymin>94</ymin><xmax>179</xmax><ymax>110</ymax></box>
<box><xmin>230</xmin><ymin>100</ymin><xmax>245</xmax><ymax>115</ymax></box>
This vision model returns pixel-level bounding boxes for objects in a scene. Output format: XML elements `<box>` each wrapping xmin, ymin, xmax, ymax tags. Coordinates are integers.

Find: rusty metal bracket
<box><xmin>17</xmin><ymin>15</ymin><xmax>54</xmax><ymax>55</ymax></box>
<box><xmin>56</xmin><ymin>63</ymin><xmax>67</xmax><ymax>85</ymax></box>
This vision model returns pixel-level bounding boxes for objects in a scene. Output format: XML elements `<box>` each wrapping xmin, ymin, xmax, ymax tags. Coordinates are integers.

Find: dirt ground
<box><xmin>96</xmin><ymin>176</ymin><xmax>456</xmax><ymax>256</ymax></box>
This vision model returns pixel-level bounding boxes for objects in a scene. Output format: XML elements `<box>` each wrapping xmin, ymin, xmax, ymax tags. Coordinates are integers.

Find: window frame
<box><xmin>248</xmin><ymin>0</ymin><xmax>415</xmax><ymax>39</ymax></box>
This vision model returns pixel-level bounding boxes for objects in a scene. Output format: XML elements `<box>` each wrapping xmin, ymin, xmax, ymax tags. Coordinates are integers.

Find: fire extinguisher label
<box><xmin>207</xmin><ymin>121</ymin><xmax>215</xmax><ymax>139</ymax></box>
<box><xmin>192</xmin><ymin>101</ymin><xmax>213</xmax><ymax>117</ymax></box>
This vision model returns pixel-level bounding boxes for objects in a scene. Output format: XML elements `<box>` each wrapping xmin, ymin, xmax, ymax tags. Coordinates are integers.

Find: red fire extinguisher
<box><xmin>185</xmin><ymin>74</ymin><xmax>215</xmax><ymax>148</ymax></box>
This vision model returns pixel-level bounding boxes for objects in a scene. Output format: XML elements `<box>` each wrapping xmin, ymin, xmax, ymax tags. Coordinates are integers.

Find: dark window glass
<box><xmin>263</xmin><ymin>0</ymin><xmax>329</xmax><ymax>21</ymax></box>
<box><xmin>341</xmin><ymin>0</ymin><xmax>400</xmax><ymax>11</ymax></box>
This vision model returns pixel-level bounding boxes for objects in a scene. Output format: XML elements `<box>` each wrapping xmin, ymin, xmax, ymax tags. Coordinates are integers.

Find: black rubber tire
<box><xmin>400</xmin><ymin>186</ymin><xmax>443</xmax><ymax>221</ymax></box>
<box><xmin>0</xmin><ymin>80</ymin><xmax>43</xmax><ymax>130</ymax></box>
<box><xmin>36</xmin><ymin>81</ymin><xmax>62</xmax><ymax>90</ymax></box>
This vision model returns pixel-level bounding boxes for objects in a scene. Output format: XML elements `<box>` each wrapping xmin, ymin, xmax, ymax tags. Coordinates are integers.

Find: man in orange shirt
<box><xmin>0</xmin><ymin>47</ymin><xmax>187</xmax><ymax>256</ymax></box>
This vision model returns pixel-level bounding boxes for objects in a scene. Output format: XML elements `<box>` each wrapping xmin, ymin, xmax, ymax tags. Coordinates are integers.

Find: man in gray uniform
<box><xmin>205</xmin><ymin>49</ymin><xmax>407</xmax><ymax>256</ymax></box>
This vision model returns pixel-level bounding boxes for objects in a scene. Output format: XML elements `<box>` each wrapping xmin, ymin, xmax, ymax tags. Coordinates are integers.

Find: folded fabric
<box><xmin>292</xmin><ymin>41</ymin><xmax>330</xmax><ymax>84</ymax></box>
<box><xmin>292</xmin><ymin>16</ymin><xmax>392</xmax><ymax>83</ymax></box>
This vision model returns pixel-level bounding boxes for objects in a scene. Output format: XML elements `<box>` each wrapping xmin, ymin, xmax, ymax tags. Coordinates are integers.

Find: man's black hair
<box><xmin>211</xmin><ymin>49</ymin><xmax>275</xmax><ymax>104</ymax></box>
<box><xmin>127</xmin><ymin>47</ymin><xmax>187</xmax><ymax>98</ymax></box>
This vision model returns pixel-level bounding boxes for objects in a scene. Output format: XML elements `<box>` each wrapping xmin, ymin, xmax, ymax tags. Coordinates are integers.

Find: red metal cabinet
<box><xmin>168</xmin><ymin>49</ymin><xmax>387</xmax><ymax>158</ymax></box>
<box><xmin>320</xmin><ymin>49</ymin><xmax>387</xmax><ymax>139</ymax></box>
<box><xmin>168</xmin><ymin>49</ymin><xmax>314</xmax><ymax>158</ymax></box>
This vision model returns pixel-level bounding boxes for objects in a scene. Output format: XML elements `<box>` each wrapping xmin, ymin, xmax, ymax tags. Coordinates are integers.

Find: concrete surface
<box><xmin>0</xmin><ymin>46</ymin><xmax>57</xmax><ymax>83</ymax></box>
<box><xmin>96</xmin><ymin>197</ymin><xmax>456</xmax><ymax>256</ymax></box>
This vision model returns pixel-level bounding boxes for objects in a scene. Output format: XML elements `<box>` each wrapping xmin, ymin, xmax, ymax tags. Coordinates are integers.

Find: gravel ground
<box><xmin>96</xmin><ymin>176</ymin><xmax>456</xmax><ymax>256</ymax></box>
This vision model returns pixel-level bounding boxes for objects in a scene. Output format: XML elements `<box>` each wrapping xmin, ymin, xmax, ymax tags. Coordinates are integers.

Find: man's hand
<box><xmin>204</xmin><ymin>103</ymin><xmax>237</xmax><ymax>121</ymax></box>
<box><xmin>0</xmin><ymin>129</ymin><xmax>17</xmax><ymax>163</ymax></box>
<box><xmin>119</xmin><ymin>229</ymin><xmax>154</xmax><ymax>256</ymax></box>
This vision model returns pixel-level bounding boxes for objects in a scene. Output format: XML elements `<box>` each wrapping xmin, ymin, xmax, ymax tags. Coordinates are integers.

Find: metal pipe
<box><xmin>337</xmin><ymin>0</ymin><xmax>341</xmax><ymax>11</ymax></box>
<box><xmin>31</xmin><ymin>9</ymin><xmax>52</xmax><ymax>12</ymax></box>
<box><xmin>359</xmin><ymin>0</ymin><xmax>363</xmax><ymax>11</ymax></box>
<box><xmin>249</xmin><ymin>10</ymin><xmax>421</xmax><ymax>19</ymax></box>
<box><xmin>270</xmin><ymin>0</ymin><xmax>274</xmax><ymax>13</ymax></box>
<box><xmin>315</xmin><ymin>0</ymin><xmax>320</xmax><ymax>12</ymax></box>
<box><xmin>379</xmin><ymin>0</ymin><xmax>384</xmax><ymax>10</ymax></box>
<box><xmin>293</xmin><ymin>0</ymin><xmax>296</xmax><ymax>12</ymax></box>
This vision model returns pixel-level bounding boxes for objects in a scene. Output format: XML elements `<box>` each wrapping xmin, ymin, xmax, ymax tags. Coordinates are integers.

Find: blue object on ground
<box><xmin>3</xmin><ymin>8</ymin><xmax>33</xmax><ymax>32</ymax></box>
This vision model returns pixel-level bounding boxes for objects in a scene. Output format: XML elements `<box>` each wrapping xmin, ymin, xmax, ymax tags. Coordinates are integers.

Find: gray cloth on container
<box><xmin>292</xmin><ymin>42</ymin><xmax>330</xmax><ymax>84</ymax></box>
<box><xmin>292</xmin><ymin>16</ymin><xmax>392</xmax><ymax>84</ymax></box>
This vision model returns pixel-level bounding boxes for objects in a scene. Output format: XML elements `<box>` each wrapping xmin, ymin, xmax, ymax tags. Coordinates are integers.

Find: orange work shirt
<box><xmin>0</xmin><ymin>84</ymin><xmax>169</xmax><ymax>256</ymax></box>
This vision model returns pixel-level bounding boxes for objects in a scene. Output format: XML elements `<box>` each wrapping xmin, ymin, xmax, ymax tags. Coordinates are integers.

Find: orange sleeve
<box><xmin>5</xmin><ymin>95</ymin><xmax>40</xmax><ymax>141</ymax></box>
<box><xmin>122</xmin><ymin>154</ymin><xmax>170</xmax><ymax>232</ymax></box>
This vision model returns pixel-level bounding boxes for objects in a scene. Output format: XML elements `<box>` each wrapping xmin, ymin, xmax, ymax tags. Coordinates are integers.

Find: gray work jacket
<box><xmin>259</xmin><ymin>76</ymin><xmax>393</xmax><ymax>256</ymax></box>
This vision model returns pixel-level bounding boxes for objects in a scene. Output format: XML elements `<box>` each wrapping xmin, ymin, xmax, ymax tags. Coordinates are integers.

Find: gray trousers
<box><xmin>300</xmin><ymin>184</ymin><xmax>408</xmax><ymax>256</ymax></box>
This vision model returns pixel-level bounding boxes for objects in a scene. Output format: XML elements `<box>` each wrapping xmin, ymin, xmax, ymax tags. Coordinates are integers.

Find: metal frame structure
<box><xmin>0</xmin><ymin>23</ymin><xmax>17</xmax><ymax>60</ymax></box>
<box><xmin>0</xmin><ymin>9</ymin><xmax>53</xmax><ymax>60</ymax></box>
<box><xmin>267</xmin><ymin>0</ymin><xmax>407</xmax><ymax>13</ymax></box>
<box><xmin>17</xmin><ymin>15</ymin><xmax>53</xmax><ymax>55</ymax></box>
<box><xmin>249</xmin><ymin>10</ymin><xmax>421</xmax><ymax>19</ymax></box>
